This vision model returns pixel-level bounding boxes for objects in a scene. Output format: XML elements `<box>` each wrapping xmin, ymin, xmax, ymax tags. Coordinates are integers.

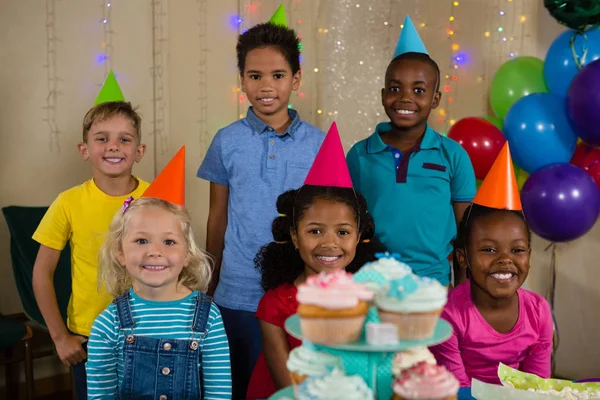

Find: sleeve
<box><xmin>346</xmin><ymin>145</ymin><xmax>362</xmax><ymax>193</ymax></box>
<box><xmin>197</xmin><ymin>129</ymin><xmax>229</xmax><ymax>185</ymax></box>
<box><xmin>429</xmin><ymin>310</ymin><xmax>471</xmax><ymax>388</ymax></box>
<box><xmin>201</xmin><ymin>303</ymin><xmax>232</xmax><ymax>399</ymax></box>
<box><xmin>519</xmin><ymin>296</ymin><xmax>553</xmax><ymax>378</ymax></box>
<box><xmin>255</xmin><ymin>288</ymin><xmax>288</xmax><ymax>328</ymax></box>
<box><xmin>449</xmin><ymin>143</ymin><xmax>476</xmax><ymax>203</ymax></box>
<box><xmin>86</xmin><ymin>306</ymin><xmax>119</xmax><ymax>399</ymax></box>
<box><xmin>32</xmin><ymin>194</ymin><xmax>71</xmax><ymax>251</ymax></box>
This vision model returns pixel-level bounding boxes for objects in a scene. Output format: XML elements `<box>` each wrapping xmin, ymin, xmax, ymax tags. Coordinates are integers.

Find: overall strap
<box><xmin>112</xmin><ymin>290</ymin><xmax>135</xmax><ymax>330</ymax></box>
<box><xmin>191</xmin><ymin>293</ymin><xmax>213</xmax><ymax>334</ymax></box>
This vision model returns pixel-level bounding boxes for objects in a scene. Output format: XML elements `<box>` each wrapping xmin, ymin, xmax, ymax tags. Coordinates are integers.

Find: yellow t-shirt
<box><xmin>33</xmin><ymin>177</ymin><xmax>149</xmax><ymax>336</ymax></box>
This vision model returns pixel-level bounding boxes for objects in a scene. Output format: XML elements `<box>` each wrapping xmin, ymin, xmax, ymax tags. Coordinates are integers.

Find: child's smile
<box><xmin>291</xmin><ymin>198</ymin><xmax>359</xmax><ymax>276</ymax></box>
<box><xmin>118</xmin><ymin>206</ymin><xmax>190</xmax><ymax>300</ymax></box>
<box><xmin>464</xmin><ymin>211</ymin><xmax>530</xmax><ymax>300</ymax></box>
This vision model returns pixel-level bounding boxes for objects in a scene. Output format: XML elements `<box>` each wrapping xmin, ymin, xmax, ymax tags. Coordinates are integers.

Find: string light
<box><xmin>44</xmin><ymin>0</ymin><xmax>61</xmax><ymax>151</ymax></box>
<box><xmin>100</xmin><ymin>0</ymin><xmax>114</xmax><ymax>77</ymax></box>
<box><xmin>197</xmin><ymin>0</ymin><xmax>209</xmax><ymax>157</ymax></box>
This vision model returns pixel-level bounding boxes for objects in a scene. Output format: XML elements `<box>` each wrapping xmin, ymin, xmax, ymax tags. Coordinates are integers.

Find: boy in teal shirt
<box><xmin>347</xmin><ymin>16</ymin><xmax>476</xmax><ymax>285</ymax></box>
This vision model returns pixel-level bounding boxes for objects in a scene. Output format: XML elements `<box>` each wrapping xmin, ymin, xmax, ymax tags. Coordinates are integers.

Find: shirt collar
<box><xmin>246</xmin><ymin>106</ymin><xmax>300</xmax><ymax>139</ymax></box>
<box><xmin>366</xmin><ymin>122</ymin><xmax>441</xmax><ymax>154</ymax></box>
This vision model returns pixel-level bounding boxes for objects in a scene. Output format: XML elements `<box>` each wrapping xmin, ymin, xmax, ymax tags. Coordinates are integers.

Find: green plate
<box><xmin>269</xmin><ymin>386</ymin><xmax>295</xmax><ymax>399</ymax></box>
<box><xmin>284</xmin><ymin>314</ymin><xmax>452</xmax><ymax>352</ymax></box>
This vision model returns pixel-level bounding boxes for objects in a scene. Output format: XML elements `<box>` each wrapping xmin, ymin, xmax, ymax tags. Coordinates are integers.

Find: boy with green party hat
<box><xmin>32</xmin><ymin>70</ymin><xmax>149</xmax><ymax>400</ymax></box>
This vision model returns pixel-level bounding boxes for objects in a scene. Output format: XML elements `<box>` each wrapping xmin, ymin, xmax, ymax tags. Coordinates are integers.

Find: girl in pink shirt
<box><xmin>430</xmin><ymin>203</ymin><xmax>553</xmax><ymax>387</ymax></box>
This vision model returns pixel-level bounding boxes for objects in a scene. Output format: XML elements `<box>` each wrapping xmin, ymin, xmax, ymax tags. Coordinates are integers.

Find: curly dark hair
<box><xmin>452</xmin><ymin>203</ymin><xmax>531</xmax><ymax>280</ymax></box>
<box><xmin>236</xmin><ymin>22</ymin><xmax>301</xmax><ymax>75</ymax></box>
<box><xmin>255</xmin><ymin>185</ymin><xmax>385</xmax><ymax>292</ymax></box>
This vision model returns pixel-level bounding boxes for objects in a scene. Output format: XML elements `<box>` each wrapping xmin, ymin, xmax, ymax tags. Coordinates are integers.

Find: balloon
<box><xmin>521</xmin><ymin>163</ymin><xmax>600</xmax><ymax>242</ymax></box>
<box><xmin>544</xmin><ymin>28</ymin><xmax>600</xmax><ymax>97</ymax></box>
<box><xmin>482</xmin><ymin>115</ymin><xmax>503</xmax><ymax>131</ymax></box>
<box><xmin>516</xmin><ymin>168</ymin><xmax>529</xmax><ymax>190</ymax></box>
<box><xmin>571</xmin><ymin>143</ymin><xmax>600</xmax><ymax>191</ymax></box>
<box><xmin>544</xmin><ymin>0</ymin><xmax>600</xmax><ymax>32</ymax></box>
<box><xmin>567</xmin><ymin>59</ymin><xmax>600</xmax><ymax>146</ymax></box>
<box><xmin>489</xmin><ymin>57</ymin><xmax>548</xmax><ymax>119</ymax></box>
<box><xmin>503</xmin><ymin>93</ymin><xmax>577</xmax><ymax>174</ymax></box>
<box><xmin>448</xmin><ymin>117</ymin><xmax>506</xmax><ymax>180</ymax></box>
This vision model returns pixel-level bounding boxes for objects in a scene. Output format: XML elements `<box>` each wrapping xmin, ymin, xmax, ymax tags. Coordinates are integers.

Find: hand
<box><xmin>54</xmin><ymin>334</ymin><xmax>87</xmax><ymax>366</ymax></box>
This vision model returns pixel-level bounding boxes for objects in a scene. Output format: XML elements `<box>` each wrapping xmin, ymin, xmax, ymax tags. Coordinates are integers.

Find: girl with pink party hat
<box><xmin>246</xmin><ymin>122</ymin><xmax>384</xmax><ymax>399</ymax></box>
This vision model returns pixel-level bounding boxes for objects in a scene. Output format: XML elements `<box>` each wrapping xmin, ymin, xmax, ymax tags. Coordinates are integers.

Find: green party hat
<box><xmin>94</xmin><ymin>70</ymin><xmax>125</xmax><ymax>105</ymax></box>
<box><xmin>269</xmin><ymin>3</ymin><xmax>287</xmax><ymax>27</ymax></box>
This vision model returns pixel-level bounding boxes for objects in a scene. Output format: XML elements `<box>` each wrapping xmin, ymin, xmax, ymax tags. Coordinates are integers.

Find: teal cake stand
<box><xmin>269</xmin><ymin>311</ymin><xmax>452</xmax><ymax>400</ymax></box>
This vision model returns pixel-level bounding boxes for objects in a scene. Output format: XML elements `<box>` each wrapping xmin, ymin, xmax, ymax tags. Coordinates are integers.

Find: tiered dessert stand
<box><xmin>269</xmin><ymin>313</ymin><xmax>453</xmax><ymax>400</ymax></box>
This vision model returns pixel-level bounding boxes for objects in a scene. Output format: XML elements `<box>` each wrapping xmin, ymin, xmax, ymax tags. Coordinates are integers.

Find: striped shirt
<box><xmin>86</xmin><ymin>289</ymin><xmax>232</xmax><ymax>399</ymax></box>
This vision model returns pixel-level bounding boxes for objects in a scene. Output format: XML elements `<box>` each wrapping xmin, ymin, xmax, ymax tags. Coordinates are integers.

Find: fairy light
<box><xmin>444</xmin><ymin>0</ymin><xmax>463</xmax><ymax>129</ymax></box>
<box><xmin>100</xmin><ymin>0</ymin><xmax>114</xmax><ymax>77</ymax></box>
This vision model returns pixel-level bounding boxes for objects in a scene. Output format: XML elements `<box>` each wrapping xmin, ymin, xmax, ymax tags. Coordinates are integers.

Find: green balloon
<box><xmin>482</xmin><ymin>115</ymin><xmax>503</xmax><ymax>131</ymax></box>
<box><xmin>489</xmin><ymin>56</ymin><xmax>548</xmax><ymax>119</ymax></box>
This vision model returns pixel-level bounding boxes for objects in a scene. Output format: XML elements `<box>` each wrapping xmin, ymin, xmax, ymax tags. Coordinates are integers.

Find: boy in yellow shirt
<box><xmin>32</xmin><ymin>74</ymin><xmax>149</xmax><ymax>400</ymax></box>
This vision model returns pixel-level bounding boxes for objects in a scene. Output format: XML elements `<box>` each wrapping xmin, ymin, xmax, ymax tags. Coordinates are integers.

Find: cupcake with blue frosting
<box><xmin>353</xmin><ymin>252</ymin><xmax>413</xmax><ymax>292</ymax></box>
<box><xmin>375</xmin><ymin>274</ymin><xmax>447</xmax><ymax>340</ymax></box>
<box><xmin>296</xmin><ymin>368</ymin><xmax>373</xmax><ymax>400</ymax></box>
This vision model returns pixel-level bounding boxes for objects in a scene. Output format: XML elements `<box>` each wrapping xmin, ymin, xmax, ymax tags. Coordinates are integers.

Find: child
<box><xmin>346</xmin><ymin>16</ymin><xmax>476</xmax><ymax>286</ymax></box>
<box><xmin>86</xmin><ymin>147</ymin><xmax>232</xmax><ymax>399</ymax></box>
<box><xmin>197</xmin><ymin>19</ymin><xmax>324</xmax><ymax>397</ymax></box>
<box><xmin>32</xmin><ymin>82</ymin><xmax>148</xmax><ymax>399</ymax></box>
<box><xmin>246</xmin><ymin>123</ymin><xmax>383</xmax><ymax>399</ymax></box>
<box><xmin>430</xmin><ymin>144</ymin><xmax>553</xmax><ymax>387</ymax></box>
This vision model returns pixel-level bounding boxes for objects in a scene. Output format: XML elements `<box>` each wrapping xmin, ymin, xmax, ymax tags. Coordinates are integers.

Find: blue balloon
<box><xmin>544</xmin><ymin>28</ymin><xmax>600</xmax><ymax>97</ymax></box>
<box><xmin>503</xmin><ymin>93</ymin><xmax>577</xmax><ymax>174</ymax></box>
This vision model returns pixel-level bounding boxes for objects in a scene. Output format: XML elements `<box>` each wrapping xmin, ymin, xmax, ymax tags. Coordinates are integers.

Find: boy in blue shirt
<box><xmin>347</xmin><ymin>16</ymin><xmax>476</xmax><ymax>286</ymax></box>
<box><xmin>197</xmin><ymin>21</ymin><xmax>324</xmax><ymax>397</ymax></box>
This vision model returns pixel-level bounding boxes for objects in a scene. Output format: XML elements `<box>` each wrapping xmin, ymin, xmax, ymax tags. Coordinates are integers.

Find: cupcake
<box><xmin>353</xmin><ymin>252</ymin><xmax>413</xmax><ymax>292</ymax></box>
<box><xmin>297</xmin><ymin>270</ymin><xmax>374</xmax><ymax>345</ymax></box>
<box><xmin>286</xmin><ymin>345</ymin><xmax>343</xmax><ymax>386</ymax></box>
<box><xmin>392</xmin><ymin>347</ymin><xmax>437</xmax><ymax>377</ymax></box>
<box><xmin>296</xmin><ymin>368</ymin><xmax>373</xmax><ymax>400</ymax></box>
<box><xmin>392</xmin><ymin>362</ymin><xmax>459</xmax><ymax>400</ymax></box>
<box><xmin>375</xmin><ymin>274</ymin><xmax>447</xmax><ymax>340</ymax></box>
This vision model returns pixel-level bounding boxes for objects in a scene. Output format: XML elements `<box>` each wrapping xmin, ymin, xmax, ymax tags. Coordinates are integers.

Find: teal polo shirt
<box><xmin>347</xmin><ymin>123</ymin><xmax>476</xmax><ymax>285</ymax></box>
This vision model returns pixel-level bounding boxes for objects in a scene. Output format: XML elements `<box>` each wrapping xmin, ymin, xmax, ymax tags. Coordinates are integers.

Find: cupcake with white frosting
<box><xmin>375</xmin><ymin>274</ymin><xmax>447</xmax><ymax>340</ymax></box>
<box><xmin>286</xmin><ymin>345</ymin><xmax>342</xmax><ymax>387</ymax></box>
<box><xmin>296</xmin><ymin>368</ymin><xmax>373</xmax><ymax>400</ymax></box>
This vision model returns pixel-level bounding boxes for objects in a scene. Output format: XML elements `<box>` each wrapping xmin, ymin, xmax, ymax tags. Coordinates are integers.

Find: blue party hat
<box><xmin>393</xmin><ymin>15</ymin><xmax>428</xmax><ymax>58</ymax></box>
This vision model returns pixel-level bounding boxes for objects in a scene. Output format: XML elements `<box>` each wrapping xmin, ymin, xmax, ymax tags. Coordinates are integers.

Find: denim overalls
<box><xmin>113</xmin><ymin>291</ymin><xmax>212</xmax><ymax>400</ymax></box>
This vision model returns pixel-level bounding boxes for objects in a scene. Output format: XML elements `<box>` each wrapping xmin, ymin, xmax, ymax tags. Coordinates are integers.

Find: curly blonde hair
<box><xmin>99</xmin><ymin>197</ymin><xmax>212</xmax><ymax>297</ymax></box>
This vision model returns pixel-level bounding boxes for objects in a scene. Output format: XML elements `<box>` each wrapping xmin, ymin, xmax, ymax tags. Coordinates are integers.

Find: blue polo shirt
<box><xmin>347</xmin><ymin>122</ymin><xmax>475</xmax><ymax>285</ymax></box>
<box><xmin>197</xmin><ymin>107</ymin><xmax>324</xmax><ymax>312</ymax></box>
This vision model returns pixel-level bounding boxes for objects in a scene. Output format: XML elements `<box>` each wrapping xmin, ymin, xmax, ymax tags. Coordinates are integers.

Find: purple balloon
<box><xmin>568</xmin><ymin>59</ymin><xmax>600</xmax><ymax>146</ymax></box>
<box><xmin>521</xmin><ymin>163</ymin><xmax>600</xmax><ymax>242</ymax></box>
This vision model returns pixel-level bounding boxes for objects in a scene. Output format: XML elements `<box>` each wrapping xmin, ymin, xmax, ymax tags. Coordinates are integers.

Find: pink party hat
<box><xmin>304</xmin><ymin>122</ymin><xmax>353</xmax><ymax>188</ymax></box>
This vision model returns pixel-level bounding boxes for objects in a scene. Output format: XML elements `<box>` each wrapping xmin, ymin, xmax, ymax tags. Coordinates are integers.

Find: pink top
<box><xmin>429</xmin><ymin>281</ymin><xmax>553</xmax><ymax>388</ymax></box>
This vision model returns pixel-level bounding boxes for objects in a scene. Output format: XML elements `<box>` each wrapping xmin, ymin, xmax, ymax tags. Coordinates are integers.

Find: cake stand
<box><xmin>268</xmin><ymin>313</ymin><xmax>452</xmax><ymax>400</ymax></box>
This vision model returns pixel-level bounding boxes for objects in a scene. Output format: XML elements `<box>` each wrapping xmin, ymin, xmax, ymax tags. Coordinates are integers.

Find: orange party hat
<box><xmin>472</xmin><ymin>142</ymin><xmax>522</xmax><ymax>210</ymax></box>
<box><xmin>304</xmin><ymin>122</ymin><xmax>353</xmax><ymax>188</ymax></box>
<box><xmin>142</xmin><ymin>146</ymin><xmax>186</xmax><ymax>206</ymax></box>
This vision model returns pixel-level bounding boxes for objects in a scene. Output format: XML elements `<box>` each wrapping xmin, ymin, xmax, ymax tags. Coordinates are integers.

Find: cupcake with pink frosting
<box><xmin>296</xmin><ymin>270</ymin><xmax>374</xmax><ymax>345</ymax></box>
<box><xmin>392</xmin><ymin>361</ymin><xmax>459</xmax><ymax>400</ymax></box>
